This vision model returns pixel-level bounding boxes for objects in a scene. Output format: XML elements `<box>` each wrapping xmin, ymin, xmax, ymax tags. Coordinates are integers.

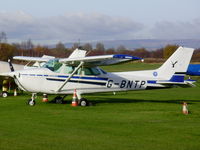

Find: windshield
<box><xmin>42</xmin><ymin>59</ymin><xmax>105</xmax><ymax>76</ymax></box>
<box><xmin>42</xmin><ymin>59</ymin><xmax>62</xmax><ymax>71</ymax></box>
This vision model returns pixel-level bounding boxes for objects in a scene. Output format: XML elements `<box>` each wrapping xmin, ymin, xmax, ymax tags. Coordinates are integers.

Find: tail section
<box><xmin>156</xmin><ymin>46</ymin><xmax>194</xmax><ymax>81</ymax></box>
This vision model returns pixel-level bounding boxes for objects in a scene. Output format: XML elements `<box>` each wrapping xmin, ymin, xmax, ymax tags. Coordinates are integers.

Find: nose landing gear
<box><xmin>27</xmin><ymin>93</ymin><xmax>37</xmax><ymax>106</ymax></box>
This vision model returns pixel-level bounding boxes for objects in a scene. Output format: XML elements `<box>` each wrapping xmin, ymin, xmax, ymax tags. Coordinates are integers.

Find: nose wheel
<box><xmin>27</xmin><ymin>99</ymin><xmax>36</xmax><ymax>106</ymax></box>
<box><xmin>27</xmin><ymin>93</ymin><xmax>37</xmax><ymax>106</ymax></box>
<box><xmin>2</xmin><ymin>91</ymin><xmax>8</xmax><ymax>98</ymax></box>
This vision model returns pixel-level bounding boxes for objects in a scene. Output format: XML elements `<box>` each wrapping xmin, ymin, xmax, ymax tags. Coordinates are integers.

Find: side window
<box><xmin>63</xmin><ymin>66</ymin><xmax>74</xmax><ymax>74</ymax></box>
<box><xmin>80</xmin><ymin>67</ymin><xmax>101</xmax><ymax>76</ymax></box>
<box><xmin>54</xmin><ymin>63</ymin><xmax>62</xmax><ymax>72</ymax></box>
<box><xmin>99</xmin><ymin>68</ymin><xmax>107</xmax><ymax>74</ymax></box>
<box><xmin>91</xmin><ymin>68</ymin><xmax>101</xmax><ymax>75</ymax></box>
<box><xmin>59</xmin><ymin>65</ymin><xmax>101</xmax><ymax>76</ymax></box>
<box><xmin>83</xmin><ymin>68</ymin><xmax>93</xmax><ymax>75</ymax></box>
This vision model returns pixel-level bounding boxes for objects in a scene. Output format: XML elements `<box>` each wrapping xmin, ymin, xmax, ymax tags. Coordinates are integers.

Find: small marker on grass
<box><xmin>182</xmin><ymin>102</ymin><xmax>189</xmax><ymax>115</ymax></box>
<box><xmin>72</xmin><ymin>89</ymin><xmax>78</xmax><ymax>107</ymax></box>
<box><xmin>42</xmin><ymin>94</ymin><xmax>49</xmax><ymax>102</ymax></box>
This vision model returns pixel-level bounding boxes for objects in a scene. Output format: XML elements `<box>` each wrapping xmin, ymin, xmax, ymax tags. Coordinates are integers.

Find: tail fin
<box><xmin>156</xmin><ymin>47</ymin><xmax>194</xmax><ymax>81</ymax></box>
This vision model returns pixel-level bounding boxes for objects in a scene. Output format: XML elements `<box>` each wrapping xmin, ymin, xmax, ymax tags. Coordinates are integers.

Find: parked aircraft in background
<box><xmin>0</xmin><ymin>47</ymin><xmax>194</xmax><ymax>106</ymax></box>
<box><xmin>187</xmin><ymin>64</ymin><xmax>200</xmax><ymax>76</ymax></box>
<box><xmin>0</xmin><ymin>55</ymin><xmax>55</xmax><ymax>97</ymax></box>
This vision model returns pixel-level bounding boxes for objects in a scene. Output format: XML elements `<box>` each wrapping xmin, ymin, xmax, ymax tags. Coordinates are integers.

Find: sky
<box><xmin>0</xmin><ymin>0</ymin><xmax>199</xmax><ymax>44</ymax></box>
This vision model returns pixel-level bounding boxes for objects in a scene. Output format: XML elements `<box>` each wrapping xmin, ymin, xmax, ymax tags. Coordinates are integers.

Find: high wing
<box><xmin>68</xmin><ymin>48</ymin><xmax>87</xmax><ymax>58</ymax></box>
<box><xmin>13</xmin><ymin>48</ymin><xmax>87</xmax><ymax>62</ymax></box>
<box><xmin>13</xmin><ymin>55</ymin><xmax>55</xmax><ymax>62</ymax></box>
<box><xmin>59</xmin><ymin>54</ymin><xmax>142</xmax><ymax>66</ymax></box>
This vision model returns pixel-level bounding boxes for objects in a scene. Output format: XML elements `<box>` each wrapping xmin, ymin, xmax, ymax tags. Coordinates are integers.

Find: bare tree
<box><xmin>0</xmin><ymin>32</ymin><xmax>7</xmax><ymax>43</ymax></box>
<box><xmin>83</xmin><ymin>43</ymin><xmax>93</xmax><ymax>51</ymax></box>
<box><xmin>72</xmin><ymin>42</ymin><xmax>79</xmax><ymax>49</ymax></box>
<box><xmin>95</xmin><ymin>42</ymin><xmax>105</xmax><ymax>51</ymax></box>
<box><xmin>116</xmin><ymin>45</ymin><xmax>127</xmax><ymax>51</ymax></box>
<box><xmin>56</xmin><ymin>42</ymin><xmax>66</xmax><ymax>51</ymax></box>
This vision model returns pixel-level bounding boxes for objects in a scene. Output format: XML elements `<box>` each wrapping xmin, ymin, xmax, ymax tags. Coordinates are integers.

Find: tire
<box><xmin>2</xmin><ymin>91</ymin><xmax>8</xmax><ymax>98</ymax></box>
<box><xmin>80</xmin><ymin>98</ymin><xmax>88</xmax><ymax>107</ymax></box>
<box><xmin>55</xmin><ymin>96</ymin><xmax>63</xmax><ymax>104</ymax></box>
<box><xmin>27</xmin><ymin>99</ymin><xmax>36</xmax><ymax>106</ymax></box>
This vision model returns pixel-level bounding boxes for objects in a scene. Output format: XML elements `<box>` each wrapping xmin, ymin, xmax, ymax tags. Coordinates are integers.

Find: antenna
<box><xmin>78</xmin><ymin>39</ymin><xmax>80</xmax><ymax>46</ymax></box>
<box><xmin>78</xmin><ymin>39</ymin><xmax>82</xmax><ymax>49</ymax></box>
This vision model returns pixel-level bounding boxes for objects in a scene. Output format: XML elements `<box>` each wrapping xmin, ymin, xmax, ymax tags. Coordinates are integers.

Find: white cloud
<box><xmin>150</xmin><ymin>19</ymin><xmax>200</xmax><ymax>39</ymax></box>
<box><xmin>0</xmin><ymin>11</ymin><xmax>143</xmax><ymax>43</ymax></box>
<box><xmin>0</xmin><ymin>11</ymin><xmax>199</xmax><ymax>44</ymax></box>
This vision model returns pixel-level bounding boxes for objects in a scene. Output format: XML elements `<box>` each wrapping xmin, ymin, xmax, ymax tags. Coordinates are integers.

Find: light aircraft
<box><xmin>0</xmin><ymin>55</ymin><xmax>55</xmax><ymax>97</ymax></box>
<box><xmin>1</xmin><ymin>47</ymin><xmax>194</xmax><ymax>106</ymax></box>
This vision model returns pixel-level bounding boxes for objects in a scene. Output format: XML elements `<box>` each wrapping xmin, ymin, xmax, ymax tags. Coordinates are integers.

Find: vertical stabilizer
<box><xmin>156</xmin><ymin>47</ymin><xmax>194</xmax><ymax>80</ymax></box>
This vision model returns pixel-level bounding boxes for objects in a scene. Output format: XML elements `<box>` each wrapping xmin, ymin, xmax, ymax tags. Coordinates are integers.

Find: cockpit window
<box><xmin>63</xmin><ymin>66</ymin><xmax>74</xmax><ymax>74</ymax></box>
<box><xmin>91</xmin><ymin>68</ymin><xmax>101</xmax><ymax>75</ymax></box>
<box><xmin>43</xmin><ymin>60</ymin><xmax>102</xmax><ymax>76</ymax></box>
<box><xmin>82</xmin><ymin>68</ymin><xmax>93</xmax><ymax>75</ymax></box>
<box><xmin>42</xmin><ymin>59</ymin><xmax>62</xmax><ymax>72</ymax></box>
<box><xmin>99</xmin><ymin>68</ymin><xmax>107</xmax><ymax>74</ymax></box>
<box><xmin>62</xmin><ymin>66</ymin><xmax>101</xmax><ymax>75</ymax></box>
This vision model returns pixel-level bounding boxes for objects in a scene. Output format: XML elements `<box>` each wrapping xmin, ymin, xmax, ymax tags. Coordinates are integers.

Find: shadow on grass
<box><xmin>46</xmin><ymin>91</ymin><xmax>200</xmax><ymax>105</ymax></box>
<box><xmin>87</xmin><ymin>97</ymin><xmax>200</xmax><ymax>105</ymax></box>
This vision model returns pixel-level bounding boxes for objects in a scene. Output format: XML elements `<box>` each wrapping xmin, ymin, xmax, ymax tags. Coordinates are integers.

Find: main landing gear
<box><xmin>79</xmin><ymin>98</ymin><xmax>89</xmax><ymax>107</ymax></box>
<box><xmin>53</xmin><ymin>95</ymin><xmax>67</xmax><ymax>104</ymax></box>
<box><xmin>26</xmin><ymin>93</ymin><xmax>90</xmax><ymax>106</ymax></box>
<box><xmin>74</xmin><ymin>90</ymin><xmax>89</xmax><ymax>107</ymax></box>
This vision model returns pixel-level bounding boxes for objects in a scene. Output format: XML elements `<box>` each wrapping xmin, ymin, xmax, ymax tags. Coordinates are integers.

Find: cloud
<box><xmin>0</xmin><ymin>11</ymin><xmax>199</xmax><ymax>43</ymax></box>
<box><xmin>150</xmin><ymin>19</ymin><xmax>200</xmax><ymax>39</ymax></box>
<box><xmin>0</xmin><ymin>11</ymin><xmax>144</xmax><ymax>43</ymax></box>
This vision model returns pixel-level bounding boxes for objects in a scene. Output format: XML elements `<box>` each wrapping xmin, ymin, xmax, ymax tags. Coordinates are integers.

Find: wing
<box><xmin>68</xmin><ymin>48</ymin><xmax>87</xmax><ymax>58</ymax></box>
<box><xmin>59</xmin><ymin>54</ymin><xmax>142</xmax><ymax>66</ymax></box>
<box><xmin>13</xmin><ymin>49</ymin><xmax>86</xmax><ymax>62</ymax></box>
<box><xmin>13</xmin><ymin>55</ymin><xmax>55</xmax><ymax>62</ymax></box>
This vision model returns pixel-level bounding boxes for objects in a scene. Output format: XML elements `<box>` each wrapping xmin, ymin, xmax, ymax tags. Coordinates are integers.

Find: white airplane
<box><xmin>0</xmin><ymin>55</ymin><xmax>55</xmax><ymax>97</ymax></box>
<box><xmin>1</xmin><ymin>47</ymin><xmax>194</xmax><ymax>106</ymax></box>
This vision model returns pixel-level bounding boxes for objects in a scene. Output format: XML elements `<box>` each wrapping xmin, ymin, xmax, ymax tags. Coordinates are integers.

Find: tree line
<box><xmin>0</xmin><ymin>33</ymin><xmax>200</xmax><ymax>62</ymax></box>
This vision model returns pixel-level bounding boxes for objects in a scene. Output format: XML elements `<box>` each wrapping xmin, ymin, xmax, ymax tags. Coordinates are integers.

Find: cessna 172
<box><xmin>1</xmin><ymin>46</ymin><xmax>194</xmax><ymax>106</ymax></box>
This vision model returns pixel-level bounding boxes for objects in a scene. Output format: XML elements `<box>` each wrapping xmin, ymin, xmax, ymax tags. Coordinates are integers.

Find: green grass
<box><xmin>0</xmin><ymin>62</ymin><xmax>200</xmax><ymax>150</ymax></box>
<box><xmin>101</xmin><ymin>61</ymin><xmax>161</xmax><ymax>72</ymax></box>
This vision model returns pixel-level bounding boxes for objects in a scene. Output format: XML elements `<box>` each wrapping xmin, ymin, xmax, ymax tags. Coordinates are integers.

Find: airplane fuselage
<box><xmin>13</xmin><ymin>67</ymin><xmax>163</xmax><ymax>95</ymax></box>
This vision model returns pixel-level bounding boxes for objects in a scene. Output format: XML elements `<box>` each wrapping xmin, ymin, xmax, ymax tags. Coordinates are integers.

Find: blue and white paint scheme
<box><xmin>0</xmin><ymin>47</ymin><xmax>195</xmax><ymax>106</ymax></box>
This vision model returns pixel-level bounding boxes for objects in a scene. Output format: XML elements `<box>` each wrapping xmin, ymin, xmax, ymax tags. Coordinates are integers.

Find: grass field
<box><xmin>0</xmin><ymin>62</ymin><xmax>200</xmax><ymax>150</ymax></box>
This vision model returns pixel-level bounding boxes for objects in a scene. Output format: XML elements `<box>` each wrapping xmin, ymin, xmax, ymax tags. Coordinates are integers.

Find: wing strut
<box><xmin>56</xmin><ymin>61</ymin><xmax>84</xmax><ymax>92</ymax></box>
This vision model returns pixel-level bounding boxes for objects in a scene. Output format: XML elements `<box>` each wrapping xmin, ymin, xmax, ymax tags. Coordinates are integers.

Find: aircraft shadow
<box><xmin>89</xmin><ymin>97</ymin><xmax>200</xmax><ymax>105</ymax></box>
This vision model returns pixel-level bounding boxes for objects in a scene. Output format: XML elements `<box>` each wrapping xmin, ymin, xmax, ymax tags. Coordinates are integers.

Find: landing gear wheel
<box><xmin>79</xmin><ymin>98</ymin><xmax>88</xmax><ymax>107</ymax></box>
<box><xmin>2</xmin><ymin>91</ymin><xmax>8</xmax><ymax>98</ymax></box>
<box><xmin>27</xmin><ymin>99</ymin><xmax>36</xmax><ymax>106</ymax></box>
<box><xmin>55</xmin><ymin>96</ymin><xmax>63</xmax><ymax>104</ymax></box>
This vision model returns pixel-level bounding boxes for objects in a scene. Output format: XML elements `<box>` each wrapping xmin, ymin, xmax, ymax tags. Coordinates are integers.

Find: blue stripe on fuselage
<box><xmin>46</xmin><ymin>78</ymin><xmax>106</xmax><ymax>86</ymax></box>
<box><xmin>21</xmin><ymin>74</ymin><xmax>108</xmax><ymax>81</ymax></box>
<box><xmin>147</xmin><ymin>80</ymin><xmax>157</xmax><ymax>84</ymax></box>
